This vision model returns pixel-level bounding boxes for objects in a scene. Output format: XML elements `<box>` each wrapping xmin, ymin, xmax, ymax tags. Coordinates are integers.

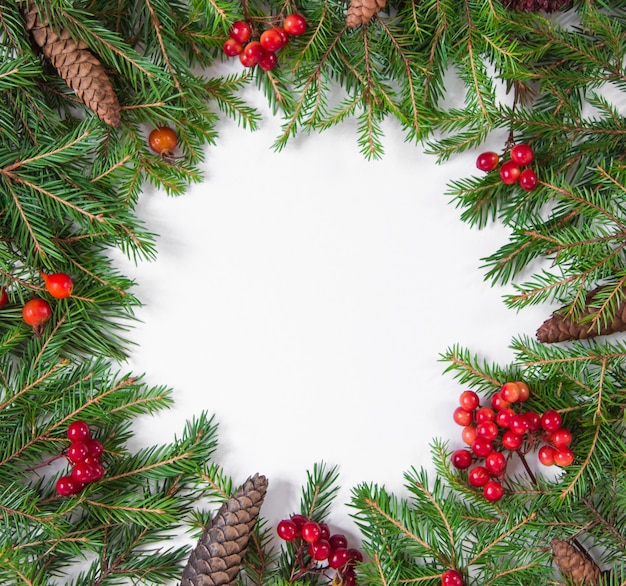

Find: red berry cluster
<box><xmin>55</xmin><ymin>420</ymin><xmax>105</xmax><ymax>496</ymax></box>
<box><xmin>223</xmin><ymin>14</ymin><xmax>307</xmax><ymax>71</ymax></box>
<box><xmin>450</xmin><ymin>381</ymin><xmax>574</xmax><ymax>502</ymax></box>
<box><xmin>441</xmin><ymin>568</ymin><xmax>464</xmax><ymax>586</ymax></box>
<box><xmin>276</xmin><ymin>514</ymin><xmax>362</xmax><ymax>585</ymax></box>
<box><xmin>476</xmin><ymin>143</ymin><xmax>538</xmax><ymax>191</ymax></box>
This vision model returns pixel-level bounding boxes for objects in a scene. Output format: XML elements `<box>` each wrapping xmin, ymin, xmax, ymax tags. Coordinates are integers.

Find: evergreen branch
<box><xmin>559</xmin><ymin>420</ymin><xmax>601</xmax><ymax>500</ymax></box>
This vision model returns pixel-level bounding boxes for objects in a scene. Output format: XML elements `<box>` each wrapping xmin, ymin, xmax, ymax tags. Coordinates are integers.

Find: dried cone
<box><xmin>180</xmin><ymin>473</ymin><xmax>268</xmax><ymax>586</ymax></box>
<box><xmin>537</xmin><ymin>285</ymin><xmax>626</xmax><ymax>343</ymax></box>
<box><xmin>22</xmin><ymin>2</ymin><xmax>121</xmax><ymax>127</ymax></box>
<box><xmin>551</xmin><ymin>539</ymin><xmax>601</xmax><ymax>585</ymax></box>
<box><xmin>346</xmin><ymin>0</ymin><xmax>387</xmax><ymax>28</ymax></box>
<box><xmin>499</xmin><ymin>0</ymin><xmax>572</xmax><ymax>11</ymax></box>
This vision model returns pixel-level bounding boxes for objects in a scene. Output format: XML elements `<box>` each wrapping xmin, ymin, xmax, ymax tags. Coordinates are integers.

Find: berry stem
<box><xmin>25</xmin><ymin>452</ymin><xmax>65</xmax><ymax>471</ymax></box>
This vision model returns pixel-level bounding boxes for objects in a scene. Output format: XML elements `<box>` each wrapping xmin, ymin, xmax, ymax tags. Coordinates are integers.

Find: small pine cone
<box><xmin>346</xmin><ymin>0</ymin><xmax>387</xmax><ymax>28</ymax></box>
<box><xmin>537</xmin><ymin>285</ymin><xmax>626</xmax><ymax>343</ymax></box>
<box><xmin>499</xmin><ymin>0</ymin><xmax>572</xmax><ymax>11</ymax></box>
<box><xmin>22</xmin><ymin>2</ymin><xmax>121</xmax><ymax>126</ymax></box>
<box><xmin>180</xmin><ymin>473</ymin><xmax>268</xmax><ymax>586</ymax></box>
<box><xmin>551</xmin><ymin>539</ymin><xmax>601</xmax><ymax>585</ymax></box>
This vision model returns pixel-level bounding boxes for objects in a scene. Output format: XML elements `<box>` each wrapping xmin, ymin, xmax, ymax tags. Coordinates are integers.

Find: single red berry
<box><xmin>0</xmin><ymin>288</ymin><xmax>8</xmax><ymax>307</ymax></box>
<box><xmin>41</xmin><ymin>272</ymin><xmax>73</xmax><ymax>299</ymax></box>
<box><xmin>343</xmin><ymin>569</ymin><xmax>357</xmax><ymax>586</ymax></box>
<box><xmin>301</xmin><ymin>521</ymin><xmax>322</xmax><ymax>543</ymax></box>
<box><xmin>239</xmin><ymin>41</ymin><xmax>264</xmax><ymax>67</ymax></box>
<box><xmin>319</xmin><ymin>522</ymin><xmax>330</xmax><ymax>540</ymax></box>
<box><xmin>441</xmin><ymin>569</ymin><xmax>464</xmax><ymax>586</ymax></box>
<box><xmin>476</xmin><ymin>151</ymin><xmax>499</xmax><ymax>172</ymax></box>
<box><xmin>67</xmin><ymin>441</ymin><xmax>89</xmax><ymax>464</ymax></box>
<box><xmin>273</xmin><ymin>26</ymin><xmax>289</xmax><ymax>48</ymax></box>
<box><xmin>277</xmin><ymin>519</ymin><xmax>297</xmax><ymax>540</ymax></box>
<box><xmin>510</xmin><ymin>143</ymin><xmax>535</xmax><ymax>166</ymax></box>
<box><xmin>67</xmin><ymin>420</ymin><xmax>91</xmax><ymax>442</ymax></box>
<box><xmin>261</xmin><ymin>28</ymin><xmax>286</xmax><ymax>52</ymax></box>
<box><xmin>71</xmin><ymin>461</ymin><xmax>97</xmax><ymax>484</ymax></box>
<box><xmin>453</xmin><ymin>406</ymin><xmax>473</xmax><ymax>426</ymax></box>
<box><xmin>483</xmin><ymin>479</ymin><xmax>505</xmax><ymax>502</ymax></box>
<box><xmin>148</xmin><ymin>127</ymin><xmax>178</xmax><ymax>156</ymax></box>
<box><xmin>538</xmin><ymin>444</ymin><xmax>556</xmax><ymax>466</ymax></box>
<box><xmin>551</xmin><ymin>428</ymin><xmax>572</xmax><ymax>448</ymax></box>
<box><xmin>89</xmin><ymin>463</ymin><xmax>105</xmax><ymax>482</ymax></box>
<box><xmin>283</xmin><ymin>13</ymin><xmax>307</xmax><ymax>36</ymax></box>
<box><xmin>223</xmin><ymin>38</ymin><xmax>243</xmax><ymax>56</ymax></box>
<box><xmin>348</xmin><ymin>548</ymin><xmax>364</xmax><ymax>564</ymax></box>
<box><xmin>258</xmin><ymin>50</ymin><xmax>278</xmax><ymax>71</ymax></box>
<box><xmin>519</xmin><ymin>168</ymin><xmax>538</xmax><ymax>191</ymax></box>
<box><xmin>485</xmin><ymin>451</ymin><xmax>507</xmax><ymax>476</ymax></box>
<box><xmin>553</xmin><ymin>446</ymin><xmax>575</xmax><ymax>467</ymax></box>
<box><xmin>22</xmin><ymin>298</ymin><xmax>52</xmax><ymax>328</ymax></box>
<box><xmin>501</xmin><ymin>430</ymin><xmax>523</xmax><ymax>451</ymax></box>
<box><xmin>471</xmin><ymin>437</ymin><xmax>493</xmax><ymax>457</ymax></box>
<box><xmin>524</xmin><ymin>411</ymin><xmax>541</xmax><ymax>432</ymax></box>
<box><xmin>474</xmin><ymin>407</ymin><xmax>495</xmax><ymax>424</ymax></box>
<box><xmin>229</xmin><ymin>20</ymin><xmax>252</xmax><ymax>44</ymax></box>
<box><xmin>499</xmin><ymin>382</ymin><xmax>521</xmax><ymax>403</ymax></box>
<box><xmin>451</xmin><ymin>449</ymin><xmax>473</xmax><ymax>470</ymax></box>
<box><xmin>328</xmin><ymin>547</ymin><xmax>351</xmax><ymax>569</ymax></box>
<box><xmin>540</xmin><ymin>410</ymin><xmax>562</xmax><ymax>432</ymax></box>
<box><xmin>459</xmin><ymin>390</ymin><xmax>479</xmax><ymax>411</ymax></box>
<box><xmin>509</xmin><ymin>414</ymin><xmax>530</xmax><ymax>436</ymax></box>
<box><xmin>476</xmin><ymin>421</ymin><xmax>498</xmax><ymax>442</ymax></box>
<box><xmin>495</xmin><ymin>407</ymin><xmax>515</xmax><ymax>429</ymax></box>
<box><xmin>499</xmin><ymin>160</ymin><xmax>521</xmax><ymax>184</ymax></box>
<box><xmin>515</xmin><ymin>381</ymin><xmax>530</xmax><ymax>402</ymax></box>
<box><xmin>290</xmin><ymin>514</ymin><xmax>308</xmax><ymax>538</ymax></box>
<box><xmin>56</xmin><ymin>475</ymin><xmax>82</xmax><ymax>496</ymax></box>
<box><xmin>490</xmin><ymin>391</ymin><xmax>510</xmax><ymax>412</ymax></box>
<box><xmin>308</xmin><ymin>538</ymin><xmax>331</xmax><ymax>560</ymax></box>
<box><xmin>461</xmin><ymin>425</ymin><xmax>477</xmax><ymax>445</ymax></box>
<box><xmin>467</xmin><ymin>466</ymin><xmax>490</xmax><ymax>487</ymax></box>
<box><xmin>328</xmin><ymin>533</ymin><xmax>349</xmax><ymax>551</ymax></box>
<box><xmin>85</xmin><ymin>438</ymin><xmax>104</xmax><ymax>458</ymax></box>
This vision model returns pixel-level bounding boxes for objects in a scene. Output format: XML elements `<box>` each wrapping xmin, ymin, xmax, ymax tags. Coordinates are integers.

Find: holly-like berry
<box><xmin>67</xmin><ymin>420</ymin><xmax>91</xmax><ymax>442</ymax></box>
<box><xmin>22</xmin><ymin>297</ymin><xmax>52</xmax><ymax>328</ymax></box>
<box><xmin>476</xmin><ymin>420</ymin><xmax>498</xmax><ymax>441</ymax></box>
<box><xmin>519</xmin><ymin>168</ymin><xmax>538</xmax><ymax>191</ymax></box>
<box><xmin>289</xmin><ymin>513</ymin><xmax>308</xmax><ymax>537</ymax></box>
<box><xmin>56</xmin><ymin>475</ymin><xmax>82</xmax><ymax>497</ymax></box>
<box><xmin>499</xmin><ymin>381</ymin><xmax>521</xmax><ymax>403</ymax></box>
<box><xmin>261</xmin><ymin>28</ymin><xmax>287</xmax><ymax>52</ymax></box>
<box><xmin>259</xmin><ymin>50</ymin><xmax>278</xmax><ymax>71</ymax></box>
<box><xmin>277</xmin><ymin>519</ymin><xmax>297</xmax><ymax>540</ymax></box>
<box><xmin>501</xmin><ymin>429</ymin><xmax>523</xmax><ymax>451</ymax></box>
<box><xmin>0</xmin><ymin>288</ymin><xmax>8</xmax><ymax>307</ymax></box>
<box><xmin>239</xmin><ymin>41</ymin><xmax>264</xmax><ymax>67</ymax></box>
<box><xmin>148</xmin><ymin>126</ymin><xmax>178</xmax><ymax>156</ymax></box>
<box><xmin>328</xmin><ymin>533</ymin><xmax>349</xmax><ymax>550</ymax></box>
<box><xmin>467</xmin><ymin>466</ymin><xmax>490</xmax><ymax>487</ymax></box>
<box><xmin>85</xmin><ymin>439</ymin><xmax>104</xmax><ymax>458</ymax></box>
<box><xmin>441</xmin><ymin>569</ymin><xmax>464</xmax><ymax>586</ymax></box>
<box><xmin>223</xmin><ymin>38</ymin><xmax>243</xmax><ymax>56</ymax></box>
<box><xmin>485</xmin><ymin>451</ymin><xmax>507</xmax><ymax>476</ymax></box>
<box><xmin>67</xmin><ymin>441</ymin><xmax>89</xmax><ymax>464</ymax></box>
<box><xmin>553</xmin><ymin>446</ymin><xmax>575</xmax><ymax>467</ymax></box>
<box><xmin>474</xmin><ymin>406</ymin><xmax>495</xmax><ymax>424</ymax></box>
<box><xmin>490</xmin><ymin>391</ymin><xmax>510</xmax><ymax>412</ymax></box>
<box><xmin>551</xmin><ymin>428</ymin><xmax>572</xmax><ymax>447</ymax></box>
<box><xmin>328</xmin><ymin>547</ymin><xmax>351</xmax><ymax>569</ymax></box>
<box><xmin>301</xmin><ymin>520</ymin><xmax>322</xmax><ymax>543</ymax></box>
<box><xmin>471</xmin><ymin>437</ymin><xmax>493</xmax><ymax>457</ymax></box>
<box><xmin>499</xmin><ymin>160</ymin><xmax>521</xmax><ymax>184</ymax></box>
<box><xmin>483</xmin><ymin>479</ymin><xmax>504</xmax><ymax>502</ymax></box>
<box><xmin>453</xmin><ymin>406</ymin><xmax>473</xmax><ymax>426</ymax></box>
<box><xmin>229</xmin><ymin>20</ymin><xmax>252</xmax><ymax>44</ymax></box>
<box><xmin>451</xmin><ymin>449</ymin><xmax>473</xmax><ymax>470</ymax></box>
<box><xmin>309</xmin><ymin>538</ymin><xmax>331</xmax><ymax>560</ymax></box>
<box><xmin>459</xmin><ymin>390</ymin><xmax>480</xmax><ymax>411</ymax></box>
<box><xmin>538</xmin><ymin>444</ymin><xmax>556</xmax><ymax>466</ymax></box>
<box><xmin>476</xmin><ymin>151</ymin><xmax>499</xmax><ymax>172</ymax></box>
<box><xmin>283</xmin><ymin>13</ymin><xmax>307</xmax><ymax>36</ymax></box>
<box><xmin>41</xmin><ymin>272</ymin><xmax>73</xmax><ymax>299</ymax></box>
<box><xmin>540</xmin><ymin>410</ymin><xmax>562</xmax><ymax>433</ymax></box>
<box><xmin>510</xmin><ymin>143</ymin><xmax>534</xmax><ymax>166</ymax></box>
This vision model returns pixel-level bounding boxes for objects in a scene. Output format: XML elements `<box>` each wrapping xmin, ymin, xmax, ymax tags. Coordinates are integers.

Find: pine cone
<box><xmin>22</xmin><ymin>2</ymin><xmax>121</xmax><ymax>126</ymax></box>
<box><xmin>551</xmin><ymin>539</ymin><xmax>601</xmax><ymax>585</ymax></box>
<box><xmin>499</xmin><ymin>0</ymin><xmax>572</xmax><ymax>11</ymax></box>
<box><xmin>346</xmin><ymin>0</ymin><xmax>387</xmax><ymax>28</ymax></box>
<box><xmin>180</xmin><ymin>473</ymin><xmax>268</xmax><ymax>586</ymax></box>
<box><xmin>536</xmin><ymin>285</ymin><xmax>626</xmax><ymax>343</ymax></box>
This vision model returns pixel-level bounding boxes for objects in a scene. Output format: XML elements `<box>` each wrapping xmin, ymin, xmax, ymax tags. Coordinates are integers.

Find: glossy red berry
<box><xmin>290</xmin><ymin>514</ymin><xmax>308</xmax><ymax>537</ymax></box>
<box><xmin>495</xmin><ymin>408</ymin><xmax>515</xmax><ymax>429</ymax></box>
<box><xmin>553</xmin><ymin>446</ymin><xmax>575</xmax><ymax>467</ymax></box>
<box><xmin>229</xmin><ymin>20</ymin><xmax>252</xmax><ymax>44</ymax></box>
<box><xmin>551</xmin><ymin>428</ymin><xmax>572</xmax><ymax>447</ymax></box>
<box><xmin>483</xmin><ymin>479</ymin><xmax>505</xmax><ymax>502</ymax></box>
<box><xmin>476</xmin><ymin>151</ymin><xmax>499</xmax><ymax>172</ymax></box>
<box><xmin>239</xmin><ymin>41</ymin><xmax>264</xmax><ymax>67</ymax></box>
<box><xmin>309</xmin><ymin>539</ymin><xmax>331</xmax><ymax>560</ymax></box>
<box><xmin>67</xmin><ymin>441</ymin><xmax>89</xmax><ymax>464</ymax></box>
<box><xmin>515</xmin><ymin>381</ymin><xmax>530</xmax><ymax>402</ymax></box>
<box><xmin>223</xmin><ymin>38</ymin><xmax>243</xmax><ymax>56</ymax></box>
<box><xmin>524</xmin><ymin>411</ymin><xmax>541</xmax><ymax>432</ymax></box>
<box><xmin>258</xmin><ymin>50</ymin><xmax>278</xmax><ymax>71</ymax></box>
<box><xmin>283</xmin><ymin>13</ymin><xmax>307</xmax><ymax>36</ymax></box>
<box><xmin>499</xmin><ymin>382</ymin><xmax>520</xmax><ymax>403</ymax></box>
<box><xmin>0</xmin><ymin>288</ymin><xmax>8</xmax><ymax>307</ymax></box>
<box><xmin>461</xmin><ymin>425</ymin><xmax>477</xmax><ymax>445</ymax></box>
<box><xmin>538</xmin><ymin>445</ymin><xmax>556</xmax><ymax>466</ymax></box>
<box><xmin>328</xmin><ymin>533</ymin><xmax>349</xmax><ymax>551</ymax></box>
<box><xmin>301</xmin><ymin>521</ymin><xmax>322</xmax><ymax>543</ymax></box>
<box><xmin>56</xmin><ymin>475</ymin><xmax>82</xmax><ymax>496</ymax></box>
<box><xmin>485</xmin><ymin>451</ymin><xmax>507</xmax><ymax>476</ymax></box>
<box><xmin>459</xmin><ymin>390</ymin><xmax>479</xmax><ymax>411</ymax></box>
<box><xmin>509</xmin><ymin>414</ymin><xmax>530</xmax><ymax>436</ymax></box>
<box><xmin>441</xmin><ymin>569</ymin><xmax>464</xmax><ymax>586</ymax></box>
<box><xmin>474</xmin><ymin>407</ymin><xmax>495</xmax><ymax>424</ymax></box>
<box><xmin>471</xmin><ymin>437</ymin><xmax>493</xmax><ymax>457</ymax></box>
<box><xmin>328</xmin><ymin>547</ymin><xmax>351</xmax><ymax>569</ymax></box>
<box><xmin>501</xmin><ymin>430</ymin><xmax>523</xmax><ymax>451</ymax></box>
<box><xmin>467</xmin><ymin>466</ymin><xmax>490</xmax><ymax>487</ymax></box>
<box><xmin>67</xmin><ymin>420</ymin><xmax>91</xmax><ymax>442</ymax></box>
<box><xmin>318</xmin><ymin>522</ymin><xmax>330</xmax><ymax>540</ymax></box>
<box><xmin>85</xmin><ymin>439</ymin><xmax>104</xmax><ymax>458</ymax></box>
<box><xmin>476</xmin><ymin>421</ymin><xmax>498</xmax><ymax>442</ymax></box>
<box><xmin>453</xmin><ymin>406</ymin><xmax>473</xmax><ymax>426</ymax></box>
<box><xmin>490</xmin><ymin>391</ymin><xmax>510</xmax><ymax>412</ymax></box>
<box><xmin>22</xmin><ymin>297</ymin><xmax>52</xmax><ymax>328</ymax></box>
<box><xmin>499</xmin><ymin>160</ymin><xmax>521</xmax><ymax>184</ymax></box>
<box><xmin>519</xmin><ymin>168</ymin><xmax>538</xmax><ymax>191</ymax></box>
<box><xmin>71</xmin><ymin>461</ymin><xmax>97</xmax><ymax>484</ymax></box>
<box><xmin>261</xmin><ymin>28</ymin><xmax>287</xmax><ymax>51</ymax></box>
<box><xmin>41</xmin><ymin>272</ymin><xmax>74</xmax><ymax>299</ymax></box>
<box><xmin>277</xmin><ymin>519</ymin><xmax>297</xmax><ymax>540</ymax></box>
<box><xmin>148</xmin><ymin>126</ymin><xmax>178</xmax><ymax>156</ymax></box>
<box><xmin>451</xmin><ymin>449</ymin><xmax>473</xmax><ymax>470</ymax></box>
<box><xmin>510</xmin><ymin>143</ymin><xmax>534</xmax><ymax>166</ymax></box>
<box><xmin>540</xmin><ymin>410</ymin><xmax>562</xmax><ymax>433</ymax></box>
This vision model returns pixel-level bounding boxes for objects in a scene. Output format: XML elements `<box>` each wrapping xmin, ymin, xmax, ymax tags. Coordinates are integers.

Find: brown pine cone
<box><xmin>180</xmin><ymin>473</ymin><xmax>268</xmax><ymax>586</ymax></box>
<box><xmin>499</xmin><ymin>0</ymin><xmax>572</xmax><ymax>11</ymax></box>
<box><xmin>346</xmin><ymin>0</ymin><xmax>387</xmax><ymax>28</ymax></box>
<box><xmin>22</xmin><ymin>2</ymin><xmax>121</xmax><ymax>126</ymax></box>
<box><xmin>551</xmin><ymin>539</ymin><xmax>601</xmax><ymax>585</ymax></box>
<box><xmin>536</xmin><ymin>285</ymin><xmax>626</xmax><ymax>343</ymax></box>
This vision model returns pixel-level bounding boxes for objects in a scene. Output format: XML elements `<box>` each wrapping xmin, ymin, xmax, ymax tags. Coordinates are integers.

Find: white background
<box><xmin>117</xmin><ymin>87</ymin><xmax>551</xmax><ymax>554</ymax></box>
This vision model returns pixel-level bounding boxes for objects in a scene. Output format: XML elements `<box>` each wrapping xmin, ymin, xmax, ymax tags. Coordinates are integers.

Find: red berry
<box><xmin>67</xmin><ymin>420</ymin><xmax>91</xmax><ymax>442</ymax></box>
<box><xmin>283</xmin><ymin>13</ymin><xmax>307</xmax><ymax>36</ymax></box>
<box><xmin>538</xmin><ymin>444</ymin><xmax>556</xmax><ymax>466</ymax></box>
<box><xmin>485</xmin><ymin>451</ymin><xmax>507</xmax><ymax>476</ymax></box>
<box><xmin>22</xmin><ymin>298</ymin><xmax>52</xmax><ymax>328</ymax></box>
<box><xmin>277</xmin><ymin>519</ymin><xmax>297</xmax><ymax>540</ymax></box>
<box><xmin>499</xmin><ymin>382</ymin><xmax>520</xmax><ymax>403</ymax></box>
<box><xmin>260</xmin><ymin>28</ymin><xmax>286</xmax><ymax>52</ymax></box>
<box><xmin>41</xmin><ymin>272</ymin><xmax>73</xmax><ymax>299</ymax></box>
<box><xmin>476</xmin><ymin>151</ymin><xmax>499</xmax><ymax>172</ymax></box>
<box><xmin>229</xmin><ymin>20</ymin><xmax>252</xmax><ymax>44</ymax></box>
<box><xmin>451</xmin><ymin>449</ymin><xmax>473</xmax><ymax>470</ymax></box>
<box><xmin>273</xmin><ymin>26</ymin><xmax>289</xmax><ymax>48</ymax></box>
<box><xmin>509</xmin><ymin>414</ymin><xmax>530</xmax><ymax>436</ymax></box>
<box><xmin>551</xmin><ymin>428</ymin><xmax>572</xmax><ymax>448</ymax></box>
<box><xmin>343</xmin><ymin>570</ymin><xmax>357</xmax><ymax>586</ymax></box>
<box><xmin>453</xmin><ymin>406</ymin><xmax>473</xmax><ymax>426</ymax></box>
<box><xmin>476</xmin><ymin>421</ymin><xmax>498</xmax><ymax>442</ymax></box>
<box><xmin>67</xmin><ymin>441</ymin><xmax>89</xmax><ymax>464</ymax></box>
<box><xmin>258</xmin><ymin>50</ymin><xmax>278</xmax><ymax>71</ymax></box>
<box><xmin>501</xmin><ymin>430</ymin><xmax>523</xmax><ymax>451</ymax></box>
<box><xmin>0</xmin><ymin>288</ymin><xmax>8</xmax><ymax>307</ymax></box>
<box><xmin>519</xmin><ymin>168</ymin><xmax>538</xmax><ymax>191</ymax></box>
<box><xmin>499</xmin><ymin>160</ymin><xmax>521</xmax><ymax>184</ymax></box>
<box><xmin>348</xmin><ymin>548</ymin><xmax>364</xmax><ymax>564</ymax></box>
<box><xmin>290</xmin><ymin>514</ymin><xmax>308</xmax><ymax>538</ymax></box>
<box><xmin>553</xmin><ymin>446</ymin><xmax>575</xmax><ymax>467</ymax></box>
<box><xmin>515</xmin><ymin>381</ymin><xmax>530</xmax><ymax>402</ymax></box>
<box><xmin>510</xmin><ymin>143</ymin><xmax>534</xmax><ymax>166</ymax></box>
<box><xmin>89</xmin><ymin>463</ymin><xmax>105</xmax><ymax>482</ymax></box>
<box><xmin>474</xmin><ymin>407</ymin><xmax>495</xmax><ymax>424</ymax></box>
<box><xmin>319</xmin><ymin>522</ymin><xmax>330</xmax><ymax>540</ymax></box>
<box><xmin>223</xmin><ymin>38</ymin><xmax>243</xmax><ymax>56</ymax></box>
<box><xmin>71</xmin><ymin>461</ymin><xmax>97</xmax><ymax>484</ymax></box>
<box><xmin>483</xmin><ymin>479</ymin><xmax>505</xmax><ymax>502</ymax></box>
<box><xmin>524</xmin><ymin>411</ymin><xmax>541</xmax><ymax>432</ymax></box>
<box><xmin>148</xmin><ymin>126</ymin><xmax>178</xmax><ymax>155</ymax></box>
<box><xmin>85</xmin><ymin>439</ymin><xmax>104</xmax><ymax>458</ymax></box>
<box><xmin>239</xmin><ymin>41</ymin><xmax>264</xmax><ymax>67</ymax></box>
<box><xmin>467</xmin><ymin>466</ymin><xmax>490</xmax><ymax>487</ymax></box>
<box><xmin>328</xmin><ymin>533</ymin><xmax>349</xmax><ymax>551</ymax></box>
<box><xmin>471</xmin><ymin>437</ymin><xmax>493</xmax><ymax>457</ymax></box>
<box><xmin>540</xmin><ymin>410</ymin><xmax>562</xmax><ymax>433</ymax></box>
<box><xmin>56</xmin><ymin>475</ymin><xmax>82</xmax><ymax>496</ymax></box>
<box><xmin>308</xmin><ymin>539</ymin><xmax>331</xmax><ymax>560</ymax></box>
<box><xmin>461</xmin><ymin>425</ymin><xmax>477</xmax><ymax>445</ymax></box>
<box><xmin>328</xmin><ymin>547</ymin><xmax>351</xmax><ymax>569</ymax></box>
<box><xmin>490</xmin><ymin>391</ymin><xmax>510</xmax><ymax>412</ymax></box>
<box><xmin>441</xmin><ymin>569</ymin><xmax>464</xmax><ymax>586</ymax></box>
<box><xmin>495</xmin><ymin>407</ymin><xmax>515</xmax><ymax>429</ymax></box>
<box><xmin>459</xmin><ymin>390</ymin><xmax>479</xmax><ymax>411</ymax></box>
<box><xmin>301</xmin><ymin>521</ymin><xmax>322</xmax><ymax>543</ymax></box>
